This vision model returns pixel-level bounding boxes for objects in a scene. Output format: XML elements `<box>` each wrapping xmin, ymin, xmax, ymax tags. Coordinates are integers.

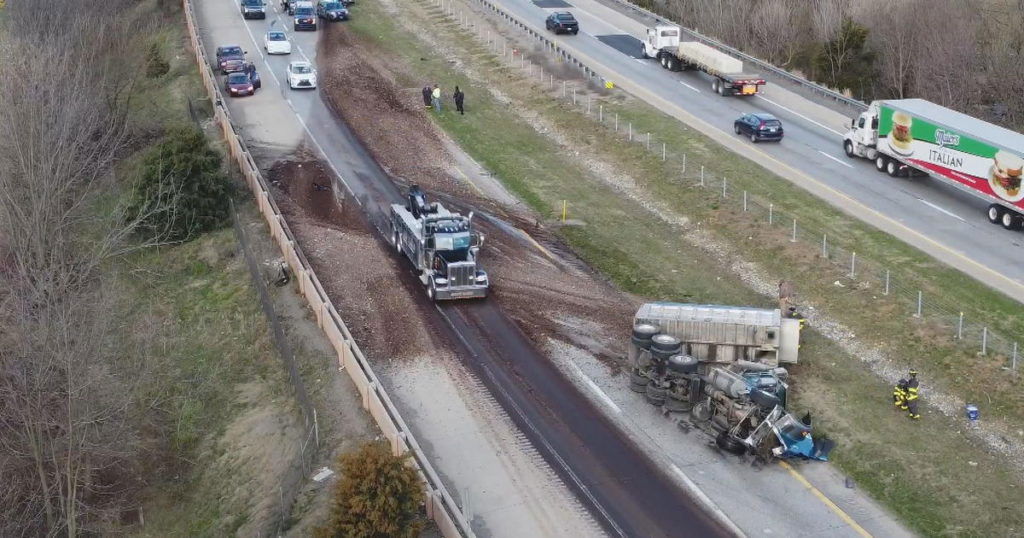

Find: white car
<box><xmin>287</xmin><ymin>61</ymin><xmax>317</xmax><ymax>89</ymax></box>
<box><xmin>264</xmin><ymin>30</ymin><xmax>292</xmax><ymax>55</ymax></box>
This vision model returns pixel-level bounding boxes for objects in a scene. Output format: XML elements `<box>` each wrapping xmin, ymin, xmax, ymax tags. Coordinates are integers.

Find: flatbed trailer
<box><xmin>642</xmin><ymin>25</ymin><xmax>766</xmax><ymax>97</ymax></box>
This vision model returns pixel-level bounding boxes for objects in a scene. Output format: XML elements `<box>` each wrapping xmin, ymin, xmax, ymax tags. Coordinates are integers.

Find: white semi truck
<box><xmin>390</xmin><ymin>185</ymin><xmax>489</xmax><ymax>300</ymax></box>
<box><xmin>641</xmin><ymin>25</ymin><xmax>766</xmax><ymax>97</ymax></box>
<box><xmin>844</xmin><ymin>98</ymin><xmax>1024</xmax><ymax>230</ymax></box>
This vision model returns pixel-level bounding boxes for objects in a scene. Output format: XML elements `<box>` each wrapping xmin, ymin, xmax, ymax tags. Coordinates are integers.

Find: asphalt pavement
<box><xmin>482</xmin><ymin>0</ymin><xmax>1024</xmax><ymax>301</ymax></box>
<box><xmin>192</xmin><ymin>0</ymin><xmax>911</xmax><ymax>536</ymax></box>
<box><xmin>194</xmin><ymin>1</ymin><xmax>729</xmax><ymax>535</ymax></box>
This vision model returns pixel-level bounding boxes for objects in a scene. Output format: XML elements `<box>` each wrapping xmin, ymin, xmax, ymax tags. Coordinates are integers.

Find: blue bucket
<box><xmin>965</xmin><ymin>404</ymin><xmax>979</xmax><ymax>422</ymax></box>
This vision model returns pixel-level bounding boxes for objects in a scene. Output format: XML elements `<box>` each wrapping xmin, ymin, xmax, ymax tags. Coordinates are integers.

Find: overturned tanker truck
<box><xmin>627</xmin><ymin>302</ymin><xmax>833</xmax><ymax>461</ymax></box>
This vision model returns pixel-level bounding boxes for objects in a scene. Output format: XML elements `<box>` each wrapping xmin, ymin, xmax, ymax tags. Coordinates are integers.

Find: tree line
<box><xmin>648</xmin><ymin>0</ymin><xmax>1024</xmax><ymax>128</ymax></box>
<box><xmin>0</xmin><ymin>0</ymin><xmax>233</xmax><ymax>534</ymax></box>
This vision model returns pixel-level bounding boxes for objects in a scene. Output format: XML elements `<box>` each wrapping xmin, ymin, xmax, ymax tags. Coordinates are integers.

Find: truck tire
<box><xmin>711</xmin><ymin>79</ymin><xmax>719</xmax><ymax>93</ymax></box>
<box><xmin>427</xmin><ymin>281</ymin><xmax>437</xmax><ymax>301</ymax></box>
<box><xmin>886</xmin><ymin>159</ymin><xmax>902</xmax><ymax>177</ymax></box>
<box><xmin>875</xmin><ymin>155</ymin><xmax>887</xmax><ymax>172</ymax></box>
<box><xmin>393</xmin><ymin>230</ymin><xmax>401</xmax><ymax>252</ymax></box>
<box><xmin>716</xmin><ymin>431</ymin><xmax>746</xmax><ymax>455</ymax></box>
<box><xmin>1001</xmin><ymin>210</ymin><xmax>1021</xmax><ymax>231</ymax></box>
<box><xmin>843</xmin><ymin>140</ymin><xmax>855</xmax><ymax>158</ymax></box>
<box><xmin>988</xmin><ymin>204</ymin><xmax>1004</xmax><ymax>224</ymax></box>
<box><xmin>717</xmin><ymin>82</ymin><xmax>726</xmax><ymax>96</ymax></box>
<box><xmin>691</xmin><ymin>401</ymin><xmax>711</xmax><ymax>424</ymax></box>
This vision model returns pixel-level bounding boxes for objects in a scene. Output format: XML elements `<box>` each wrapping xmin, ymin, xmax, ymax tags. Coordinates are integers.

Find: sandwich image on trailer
<box><xmin>844</xmin><ymin>98</ymin><xmax>1024</xmax><ymax>230</ymax></box>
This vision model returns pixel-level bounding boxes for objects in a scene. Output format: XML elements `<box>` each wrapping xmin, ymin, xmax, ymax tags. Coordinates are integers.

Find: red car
<box><xmin>224</xmin><ymin>64</ymin><xmax>262</xmax><ymax>97</ymax></box>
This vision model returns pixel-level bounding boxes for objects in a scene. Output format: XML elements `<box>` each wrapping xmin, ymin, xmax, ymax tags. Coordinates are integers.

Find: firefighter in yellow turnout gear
<box><xmin>893</xmin><ymin>378</ymin><xmax>908</xmax><ymax>410</ymax></box>
<box><xmin>905</xmin><ymin>370</ymin><xmax>921</xmax><ymax>419</ymax></box>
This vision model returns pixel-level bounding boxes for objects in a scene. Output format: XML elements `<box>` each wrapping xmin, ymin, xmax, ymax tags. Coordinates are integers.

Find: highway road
<box><xmin>191</xmin><ymin>0</ymin><xmax>913</xmax><ymax>536</ymax></box>
<box><xmin>480</xmin><ymin>0</ymin><xmax>1024</xmax><ymax>301</ymax></box>
<box><xmin>192</xmin><ymin>1</ymin><xmax>729</xmax><ymax>536</ymax></box>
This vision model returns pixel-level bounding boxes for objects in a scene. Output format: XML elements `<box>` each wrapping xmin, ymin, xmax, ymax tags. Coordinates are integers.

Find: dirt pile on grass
<box><xmin>269</xmin><ymin>153</ymin><xmax>441</xmax><ymax>360</ymax></box>
<box><xmin>318</xmin><ymin>25</ymin><xmax>470</xmax><ymax>198</ymax></box>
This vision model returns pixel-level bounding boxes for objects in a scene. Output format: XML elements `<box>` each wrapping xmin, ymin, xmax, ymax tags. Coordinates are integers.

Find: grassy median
<box><xmin>341</xmin><ymin>0</ymin><xmax>1024</xmax><ymax>535</ymax></box>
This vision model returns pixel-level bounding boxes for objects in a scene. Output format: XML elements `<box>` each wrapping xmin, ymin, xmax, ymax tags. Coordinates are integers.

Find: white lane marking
<box><xmin>633</xmin><ymin>58</ymin><xmax>651</xmax><ymax>65</ymax></box>
<box><xmin>817</xmin><ymin>150</ymin><xmax>854</xmax><ymax>169</ymax></box>
<box><xmin>757</xmin><ymin>94</ymin><xmax>845</xmax><ymax>137</ymax></box>
<box><xmin>668</xmin><ymin>461</ymin><xmax>737</xmax><ymax>530</ymax></box>
<box><xmin>289</xmin><ymin>101</ymin><xmax>364</xmax><ymax>208</ymax></box>
<box><xmin>919</xmin><ymin>199</ymin><xmax>966</xmax><ymax>222</ymax></box>
<box><xmin>568</xmin><ymin>361</ymin><xmax>621</xmax><ymax>413</ymax></box>
<box><xmin>678</xmin><ymin>81</ymin><xmax>700</xmax><ymax>93</ymax></box>
<box><xmin>229</xmin><ymin>0</ymin><xmax>359</xmax><ymax>206</ymax></box>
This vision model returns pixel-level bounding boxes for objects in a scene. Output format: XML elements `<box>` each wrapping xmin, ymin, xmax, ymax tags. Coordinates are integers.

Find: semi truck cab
<box><xmin>642</xmin><ymin>25</ymin><xmax>681</xmax><ymax>59</ymax></box>
<box><xmin>844</xmin><ymin>107</ymin><xmax>880</xmax><ymax>160</ymax></box>
<box><xmin>391</xmin><ymin>185</ymin><xmax>489</xmax><ymax>301</ymax></box>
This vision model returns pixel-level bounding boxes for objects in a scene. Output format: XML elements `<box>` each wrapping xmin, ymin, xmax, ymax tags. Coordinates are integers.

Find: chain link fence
<box><xmin>438</xmin><ymin>0</ymin><xmax>1022</xmax><ymax>369</ymax></box>
<box><xmin>231</xmin><ymin>202</ymin><xmax>321</xmax><ymax>534</ymax></box>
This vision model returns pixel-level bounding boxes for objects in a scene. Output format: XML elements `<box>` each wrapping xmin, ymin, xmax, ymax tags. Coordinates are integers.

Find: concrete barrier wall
<box><xmin>181</xmin><ymin>2</ymin><xmax>473</xmax><ymax>536</ymax></box>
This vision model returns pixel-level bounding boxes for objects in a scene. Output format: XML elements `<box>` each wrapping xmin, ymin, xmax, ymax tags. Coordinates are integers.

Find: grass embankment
<box><xmin>124</xmin><ymin>227</ymin><xmax>284</xmax><ymax>536</ymax></box>
<box><xmin>114</xmin><ymin>4</ymin><xmax>300</xmax><ymax>535</ymax></box>
<box><xmin>343</xmin><ymin>1</ymin><xmax>1024</xmax><ymax>535</ymax></box>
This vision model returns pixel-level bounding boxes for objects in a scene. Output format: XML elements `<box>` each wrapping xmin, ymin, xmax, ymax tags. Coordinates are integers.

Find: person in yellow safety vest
<box><xmin>893</xmin><ymin>378</ymin><xmax>908</xmax><ymax>410</ymax></box>
<box><xmin>906</xmin><ymin>370</ymin><xmax>920</xmax><ymax>419</ymax></box>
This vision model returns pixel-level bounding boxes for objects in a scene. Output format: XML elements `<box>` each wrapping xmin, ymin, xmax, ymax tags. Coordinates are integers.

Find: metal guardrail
<box><xmin>180</xmin><ymin>1</ymin><xmax>474</xmax><ymax>536</ymax></box>
<box><xmin>602</xmin><ymin>0</ymin><xmax>869</xmax><ymax>112</ymax></box>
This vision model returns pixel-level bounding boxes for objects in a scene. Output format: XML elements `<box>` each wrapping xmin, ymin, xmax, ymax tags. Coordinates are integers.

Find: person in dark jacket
<box><xmin>422</xmin><ymin>85</ymin><xmax>432</xmax><ymax>108</ymax></box>
<box><xmin>453</xmin><ymin>86</ymin><xmax>465</xmax><ymax>115</ymax></box>
<box><xmin>906</xmin><ymin>369</ymin><xmax>921</xmax><ymax>419</ymax></box>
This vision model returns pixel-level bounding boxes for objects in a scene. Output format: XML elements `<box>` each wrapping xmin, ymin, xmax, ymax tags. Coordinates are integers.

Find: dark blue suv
<box><xmin>317</xmin><ymin>0</ymin><xmax>349</xmax><ymax>21</ymax></box>
<box><xmin>734</xmin><ymin>112</ymin><xmax>783</xmax><ymax>143</ymax></box>
<box><xmin>293</xmin><ymin>4</ymin><xmax>317</xmax><ymax>30</ymax></box>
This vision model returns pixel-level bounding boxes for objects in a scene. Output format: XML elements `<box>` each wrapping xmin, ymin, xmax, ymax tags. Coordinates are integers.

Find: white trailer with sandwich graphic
<box><xmin>844</xmin><ymin>98</ymin><xmax>1024</xmax><ymax>230</ymax></box>
<box><xmin>641</xmin><ymin>25</ymin><xmax>766</xmax><ymax>97</ymax></box>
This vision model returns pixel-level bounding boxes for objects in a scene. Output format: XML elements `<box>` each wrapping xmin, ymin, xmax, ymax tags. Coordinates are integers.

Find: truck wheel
<box><xmin>716</xmin><ymin>431</ymin><xmax>746</xmax><ymax>455</ymax></box>
<box><xmin>886</xmin><ymin>159</ymin><xmax>902</xmax><ymax>177</ymax></box>
<box><xmin>717</xmin><ymin>82</ymin><xmax>726</xmax><ymax>96</ymax></box>
<box><xmin>690</xmin><ymin>401</ymin><xmax>711</xmax><ymax>424</ymax></box>
<box><xmin>843</xmin><ymin>140</ymin><xmax>855</xmax><ymax>158</ymax></box>
<box><xmin>427</xmin><ymin>281</ymin><xmax>436</xmax><ymax>301</ymax></box>
<box><xmin>711</xmin><ymin>79</ymin><xmax>719</xmax><ymax>93</ymax></box>
<box><xmin>875</xmin><ymin>155</ymin><xmax>887</xmax><ymax>172</ymax></box>
<box><xmin>988</xmin><ymin>204</ymin><xmax>1004</xmax><ymax>224</ymax></box>
<box><xmin>1001</xmin><ymin>210</ymin><xmax>1021</xmax><ymax>230</ymax></box>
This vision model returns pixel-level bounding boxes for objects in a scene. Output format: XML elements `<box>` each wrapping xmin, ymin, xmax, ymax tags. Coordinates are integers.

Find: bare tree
<box><xmin>863</xmin><ymin>0</ymin><xmax>919</xmax><ymax>98</ymax></box>
<box><xmin>750</xmin><ymin>0</ymin><xmax>800</xmax><ymax>66</ymax></box>
<box><xmin>0</xmin><ymin>0</ymin><xmax>166</xmax><ymax>534</ymax></box>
